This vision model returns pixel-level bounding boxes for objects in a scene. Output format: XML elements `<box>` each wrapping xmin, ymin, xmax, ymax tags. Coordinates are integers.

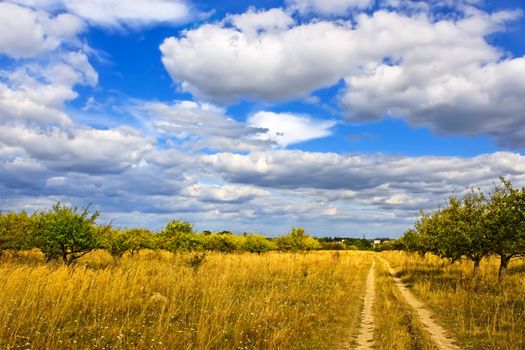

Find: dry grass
<box><xmin>0</xmin><ymin>250</ymin><xmax>370</xmax><ymax>349</ymax></box>
<box><xmin>381</xmin><ymin>251</ymin><xmax>525</xmax><ymax>350</ymax></box>
<box><xmin>373</xmin><ymin>258</ymin><xmax>438</xmax><ymax>350</ymax></box>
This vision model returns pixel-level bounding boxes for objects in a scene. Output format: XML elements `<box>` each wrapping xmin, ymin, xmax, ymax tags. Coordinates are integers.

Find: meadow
<box><xmin>382</xmin><ymin>251</ymin><xmax>525</xmax><ymax>350</ymax></box>
<box><xmin>0</xmin><ymin>250</ymin><xmax>372</xmax><ymax>350</ymax></box>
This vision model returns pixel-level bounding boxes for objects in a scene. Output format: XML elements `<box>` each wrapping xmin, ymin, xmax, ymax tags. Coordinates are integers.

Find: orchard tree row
<box><xmin>400</xmin><ymin>177</ymin><xmax>525</xmax><ymax>281</ymax></box>
<box><xmin>0</xmin><ymin>203</ymin><xmax>368</xmax><ymax>265</ymax></box>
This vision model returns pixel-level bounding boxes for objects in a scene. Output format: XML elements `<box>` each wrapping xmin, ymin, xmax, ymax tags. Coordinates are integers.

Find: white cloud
<box><xmin>0</xmin><ymin>52</ymin><xmax>97</xmax><ymax>126</ymax></box>
<box><xmin>247</xmin><ymin>111</ymin><xmax>336</xmax><ymax>147</ymax></box>
<box><xmin>0</xmin><ymin>125</ymin><xmax>153</xmax><ymax>174</ymax></box>
<box><xmin>0</xmin><ymin>2</ymin><xmax>84</xmax><ymax>58</ymax></box>
<box><xmin>340</xmin><ymin>10</ymin><xmax>525</xmax><ymax>147</ymax></box>
<box><xmin>287</xmin><ymin>0</ymin><xmax>374</xmax><ymax>16</ymax></box>
<box><xmin>203</xmin><ymin>150</ymin><xmax>525</xmax><ymax>193</ymax></box>
<box><xmin>160</xmin><ymin>11</ymin><xmax>358</xmax><ymax>102</ymax></box>
<box><xmin>183</xmin><ymin>183</ymin><xmax>269</xmax><ymax>203</ymax></box>
<box><xmin>137</xmin><ymin>100</ymin><xmax>273</xmax><ymax>151</ymax></box>
<box><xmin>227</xmin><ymin>8</ymin><xmax>294</xmax><ymax>37</ymax></box>
<box><xmin>160</xmin><ymin>6</ymin><xmax>525</xmax><ymax>147</ymax></box>
<box><xmin>8</xmin><ymin>0</ymin><xmax>192</xmax><ymax>28</ymax></box>
<box><xmin>138</xmin><ymin>101</ymin><xmax>335</xmax><ymax>150</ymax></box>
<box><xmin>159</xmin><ymin>8</ymin><xmax>507</xmax><ymax>104</ymax></box>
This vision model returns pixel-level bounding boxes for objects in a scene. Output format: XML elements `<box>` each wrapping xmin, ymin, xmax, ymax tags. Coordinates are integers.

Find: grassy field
<box><xmin>381</xmin><ymin>251</ymin><xmax>525</xmax><ymax>350</ymax></box>
<box><xmin>0</xmin><ymin>250</ymin><xmax>372</xmax><ymax>350</ymax></box>
<box><xmin>373</xmin><ymin>257</ymin><xmax>438</xmax><ymax>350</ymax></box>
<box><xmin>3</xmin><ymin>249</ymin><xmax>524</xmax><ymax>350</ymax></box>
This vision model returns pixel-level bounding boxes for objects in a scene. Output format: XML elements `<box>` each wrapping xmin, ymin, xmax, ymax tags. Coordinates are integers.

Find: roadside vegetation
<box><xmin>378</xmin><ymin>176</ymin><xmax>525</xmax><ymax>349</ymax></box>
<box><xmin>381</xmin><ymin>251</ymin><xmax>525</xmax><ymax>350</ymax></box>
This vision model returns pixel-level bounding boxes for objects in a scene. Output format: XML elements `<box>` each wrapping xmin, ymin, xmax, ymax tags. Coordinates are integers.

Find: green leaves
<box><xmin>35</xmin><ymin>203</ymin><xmax>101</xmax><ymax>265</ymax></box>
<box><xmin>402</xmin><ymin>178</ymin><xmax>525</xmax><ymax>280</ymax></box>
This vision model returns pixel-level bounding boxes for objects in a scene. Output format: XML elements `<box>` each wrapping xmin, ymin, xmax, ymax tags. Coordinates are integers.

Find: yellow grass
<box><xmin>381</xmin><ymin>251</ymin><xmax>525</xmax><ymax>350</ymax></box>
<box><xmin>0</xmin><ymin>250</ymin><xmax>371</xmax><ymax>349</ymax></box>
<box><xmin>373</xmin><ymin>257</ymin><xmax>438</xmax><ymax>350</ymax></box>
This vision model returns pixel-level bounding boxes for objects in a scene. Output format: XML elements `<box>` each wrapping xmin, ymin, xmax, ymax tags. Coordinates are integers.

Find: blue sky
<box><xmin>0</xmin><ymin>0</ymin><xmax>524</xmax><ymax>237</ymax></box>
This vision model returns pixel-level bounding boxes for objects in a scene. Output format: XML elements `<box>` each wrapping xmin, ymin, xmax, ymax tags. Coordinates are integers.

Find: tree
<box><xmin>203</xmin><ymin>233</ymin><xmax>240</xmax><ymax>252</ymax></box>
<box><xmin>35</xmin><ymin>203</ymin><xmax>103</xmax><ymax>266</ymax></box>
<box><xmin>243</xmin><ymin>233</ymin><xmax>274</xmax><ymax>254</ymax></box>
<box><xmin>101</xmin><ymin>228</ymin><xmax>128</xmax><ymax>259</ymax></box>
<box><xmin>449</xmin><ymin>189</ymin><xmax>491</xmax><ymax>277</ymax></box>
<box><xmin>0</xmin><ymin>211</ymin><xmax>36</xmax><ymax>255</ymax></box>
<box><xmin>125</xmin><ymin>228</ymin><xmax>156</xmax><ymax>255</ymax></box>
<box><xmin>276</xmin><ymin>227</ymin><xmax>320</xmax><ymax>251</ymax></box>
<box><xmin>486</xmin><ymin>178</ymin><xmax>525</xmax><ymax>282</ymax></box>
<box><xmin>159</xmin><ymin>220</ymin><xmax>201</xmax><ymax>252</ymax></box>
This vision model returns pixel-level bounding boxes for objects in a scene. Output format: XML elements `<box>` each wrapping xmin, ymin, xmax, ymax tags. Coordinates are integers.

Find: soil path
<box><xmin>355</xmin><ymin>259</ymin><xmax>376</xmax><ymax>350</ymax></box>
<box><xmin>379</xmin><ymin>257</ymin><xmax>461</xmax><ymax>350</ymax></box>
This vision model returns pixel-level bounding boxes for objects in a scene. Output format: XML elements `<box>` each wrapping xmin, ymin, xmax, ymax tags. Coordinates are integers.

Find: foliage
<box><xmin>400</xmin><ymin>178</ymin><xmax>525</xmax><ymax>280</ymax></box>
<box><xmin>243</xmin><ymin>233</ymin><xmax>275</xmax><ymax>253</ymax></box>
<box><xmin>486</xmin><ymin>178</ymin><xmax>525</xmax><ymax>280</ymax></box>
<box><xmin>34</xmin><ymin>203</ymin><xmax>103</xmax><ymax>265</ymax></box>
<box><xmin>276</xmin><ymin>227</ymin><xmax>321</xmax><ymax>251</ymax></box>
<box><xmin>203</xmin><ymin>233</ymin><xmax>241</xmax><ymax>253</ymax></box>
<box><xmin>0</xmin><ymin>211</ymin><xmax>35</xmax><ymax>255</ymax></box>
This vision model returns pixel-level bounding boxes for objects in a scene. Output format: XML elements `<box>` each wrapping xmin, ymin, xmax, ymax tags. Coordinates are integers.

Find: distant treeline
<box><xmin>0</xmin><ymin>204</ymin><xmax>377</xmax><ymax>266</ymax></box>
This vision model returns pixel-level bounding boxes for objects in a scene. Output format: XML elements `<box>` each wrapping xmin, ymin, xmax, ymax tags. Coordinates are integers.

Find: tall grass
<box><xmin>0</xmin><ymin>250</ymin><xmax>370</xmax><ymax>349</ymax></box>
<box><xmin>382</xmin><ymin>251</ymin><xmax>525</xmax><ymax>350</ymax></box>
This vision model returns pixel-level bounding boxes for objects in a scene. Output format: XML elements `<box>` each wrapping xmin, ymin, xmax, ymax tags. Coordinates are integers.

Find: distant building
<box><xmin>372</xmin><ymin>237</ymin><xmax>390</xmax><ymax>245</ymax></box>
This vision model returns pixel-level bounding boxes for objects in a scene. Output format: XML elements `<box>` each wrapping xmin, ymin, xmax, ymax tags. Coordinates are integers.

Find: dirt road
<box><xmin>379</xmin><ymin>257</ymin><xmax>461</xmax><ymax>350</ymax></box>
<box><xmin>355</xmin><ymin>259</ymin><xmax>376</xmax><ymax>350</ymax></box>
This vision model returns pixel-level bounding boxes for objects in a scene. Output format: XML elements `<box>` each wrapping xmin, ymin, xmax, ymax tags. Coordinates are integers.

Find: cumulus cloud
<box><xmin>227</xmin><ymin>8</ymin><xmax>294</xmax><ymax>37</ymax></box>
<box><xmin>339</xmin><ymin>9</ymin><xmax>525</xmax><ymax>147</ymax></box>
<box><xmin>7</xmin><ymin>0</ymin><xmax>192</xmax><ymax>28</ymax></box>
<box><xmin>0</xmin><ymin>125</ymin><xmax>153</xmax><ymax>174</ymax></box>
<box><xmin>160</xmin><ymin>6</ymin><xmax>525</xmax><ymax>147</ymax></box>
<box><xmin>0</xmin><ymin>52</ymin><xmax>97</xmax><ymax>126</ymax></box>
<box><xmin>160</xmin><ymin>9</ymin><xmax>358</xmax><ymax>102</ymax></box>
<box><xmin>247</xmin><ymin>111</ymin><xmax>336</xmax><ymax>147</ymax></box>
<box><xmin>0</xmin><ymin>2</ymin><xmax>84</xmax><ymax>58</ymax></box>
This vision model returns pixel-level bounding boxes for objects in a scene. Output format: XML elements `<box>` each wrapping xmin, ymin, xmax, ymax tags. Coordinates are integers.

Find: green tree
<box><xmin>125</xmin><ymin>228</ymin><xmax>156</xmax><ymax>255</ymax></box>
<box><xmin>101</xmin><ymin>228</ymin><xmax>128</xmax><ymax>259</ymax></box>
<box><xmin>276</xmin><ymin>227</ymin><xmax>320</xmax><ymax>251</ymax></box>
<box><xmin>486</xmin><ymin>178</ymin><xmax>525</xmax><ymax>281</ymax></box>
<box><xmin>159</xmin><ymin>220</ymin><xmax>201</xmax><ymax>252</ymax></box>
<box><xmin>35</xmin><ymin>203</ymin><xmax>103</xmax><ymax>265</ymax></box>
<box><xmin>448</xmin><ymin>189</ymin><xmax>491</xmax><ymax>277</ymax></box>
<box><xmin>203</xmin><ymin>233</ymin><xmax>240</xmax><ymax>252</ymax></box>
<box><xmin>0</xmin><ymin>211</ymin><xmax>36</xmax><ymax>255</ymax></box>
<box><xmin>243</xmin><ymin>233</ymin><xmax>274</xmax><ymax>254</ymax></box>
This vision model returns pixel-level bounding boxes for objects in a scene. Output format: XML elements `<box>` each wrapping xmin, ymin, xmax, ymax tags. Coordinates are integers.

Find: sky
<box><xmin>0</xmin><ymin>0</ymin><xmax>524</xmax><ymax>237</ymax></box>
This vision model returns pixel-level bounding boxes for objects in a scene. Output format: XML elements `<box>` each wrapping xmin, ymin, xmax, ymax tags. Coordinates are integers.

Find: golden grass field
<box><xmin>0</xmin><ymin>250</ymin><xmax>372</xmax><ymax>350</ymax></box>
<box><xmin>381</xmin><ymin>251</ymin><xmax>525</xmax><ymax>350</ymax></box>
<box><xmin>1</xmin><ymin>250</ymin><xmax>524</xmax><ymax>350</ymax></box>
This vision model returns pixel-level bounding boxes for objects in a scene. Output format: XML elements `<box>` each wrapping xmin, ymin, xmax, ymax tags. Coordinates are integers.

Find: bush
<box><xmin>243</xmin><ymin>233</ymin><xmax>274</xmax><ymax>254</ymax></box>
<box><xmin>0</xmin><ymin>211</ymin><xmax>36</xmax><ymax>255</ymax></box>
<box><xmin>276</xmin><ymin>227</ymin><xmax>321</xmax><ymax>251</ymax></box>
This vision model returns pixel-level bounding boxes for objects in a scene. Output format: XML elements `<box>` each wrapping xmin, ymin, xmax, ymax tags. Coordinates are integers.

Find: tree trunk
<box><xmin>473</xmin><ymin>257</ymin><xmax>481</xmax><ymax>278</ymax></box>
<box><xmin>62</xmin><ymin>249</ymin><xmax>68</xmax><ymax>265</ymax></box>
<box><xmin>498</xmin><ymin>254</ymin><xmax>512</xmax><ymax>282</ymax></box>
